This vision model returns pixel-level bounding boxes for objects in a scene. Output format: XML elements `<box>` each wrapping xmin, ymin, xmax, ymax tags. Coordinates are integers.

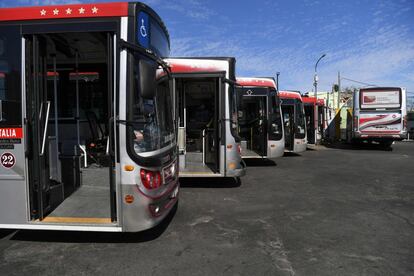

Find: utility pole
<box><xmin>337</xmin><ymin>71</ymin><xmax>341</xmax><ymax>109</ymax></box>
<box><xmin>276</xmin><ymin>72</ymin><xmax>280</xmax><ymax>91</ymax></box>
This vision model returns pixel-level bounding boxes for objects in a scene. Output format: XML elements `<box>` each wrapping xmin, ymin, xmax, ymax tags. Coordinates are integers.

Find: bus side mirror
<box><xmin>139</xmin><ymin>59</ymin><xmax>157</xmax><ymax>99</ymax></box>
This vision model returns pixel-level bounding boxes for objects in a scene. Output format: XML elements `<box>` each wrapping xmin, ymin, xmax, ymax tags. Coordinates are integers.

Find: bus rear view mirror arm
<box><xmin>119</xmin><ymin>39</ymin><xmax>171</xmax><ymax>79</ymax></box>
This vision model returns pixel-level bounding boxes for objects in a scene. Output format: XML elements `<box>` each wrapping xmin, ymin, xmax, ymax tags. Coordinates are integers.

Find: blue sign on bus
<box><xmin>137</xmin><ymin>12</ymin><xmax>149</xmax><ymax>48</ymax></box>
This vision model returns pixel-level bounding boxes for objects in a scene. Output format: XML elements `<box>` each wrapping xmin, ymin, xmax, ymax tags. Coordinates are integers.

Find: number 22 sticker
<box><xmin>1</xmin><ymin>152</ymin><xmax>15</xmax><ymax>169</ymax></box>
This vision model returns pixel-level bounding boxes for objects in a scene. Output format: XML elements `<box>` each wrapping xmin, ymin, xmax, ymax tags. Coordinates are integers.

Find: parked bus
<box><xmin>0</xmin><ymin>2</ymin><xmax>179</xmax><ymax>232</ymax></box>
<box><xmin>165</xmin><ymin>57</ymin><xmax>246</xmax><ymax>177</ymax></box>
<box><xmin>279</xmin><ymin>90</ymin><xmax>307</xmax><ymax>152</ymax></box>
<box><xmin>351</xmin><ymin>87</ymin><xmax>407</xmax><ymax>147</ymax></box>
<box><xmin>235</xmin><ymin>77</ymin><xmax>284</xmax><ymax>158</ymax></box>
<box><xmin>302</xmin><ymin>96</ymin><xmax>325</xmax><ymax>145</ymax></box>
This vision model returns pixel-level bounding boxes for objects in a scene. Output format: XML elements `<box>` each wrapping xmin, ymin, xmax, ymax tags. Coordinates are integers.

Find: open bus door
<box><xmin>282</xmin><ymin>104</ymin><xmax>294</xmax><ymax>151</ymax></box>
<box><xmin>26</xmin><ymin>35</ymin><xmax>60</xmax><ymax>220</ymax></box>
<box><xmin>304</xmin><ymin>104</ymin><xmax>315</xmax><ymax>144</ymax></box>
<box><xmin>236</xmin><ymin>88</ymin><xmax>268</xmax><ymax>157</ymax></box>
<box><xmin>251</xmin><ymin>96</ymin><xmax>267</xmax><ymax>156</ymax></box>
<box><xmin>203</xmin><ymin>78</ymin><xmax>220</xmax><ymax>172</ymax></box>
<box><xmin>24</xmin><ymin>28</ymin><xmax>116</xmax><ymax>223</ymax></box>
<box><xmin>176</xmin><ymin>76</ymin><xmax>221</xmax><ymax>176</ymax></box>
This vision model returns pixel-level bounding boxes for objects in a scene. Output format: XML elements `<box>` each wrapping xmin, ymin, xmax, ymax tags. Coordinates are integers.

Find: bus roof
<box><xmin>236</xmin><ymin>77</ymin><xmax>276</xmax><ymax>89</ymax></box>
<box><xmin>165</xmin><ymin>57</ymin><xmax>235</xmax><ymax>74</ymax></box>
<box><xmin>279</xmin><ymin>90</ymin><xmax>303</xmax><ymax>100</ymax></box>
<box><xmin>302</xmin><ymin>96</ymin><xmax>325</xmax><ymax>106</ymax></box>
<box><xmin>0</xmin><ymin>2</ymin><xmax>130</xmax><ymax>21</ymax></box>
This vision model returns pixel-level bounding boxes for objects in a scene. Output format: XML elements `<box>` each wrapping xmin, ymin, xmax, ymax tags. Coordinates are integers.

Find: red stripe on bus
<box><xmin>169</xmin><ymin>63</ymin><xmax>223</xmax><ymax>74</ymax></box>
<box><xmin>279</xmin><ymin>90</ymin><xmax>302</xmax><ymax>100</ymax></box>
<box><xmin>359</xmin><ymin>115</ymin><xmax>388</xmax><ymax>124</ymax></box>
<box><xmin>236</xmin><ymin>78</ymin><xmax>275</xmax><ymax>88</ymax></box>
<box><xmin>0</xmin><ymin>2</ymin><xmax>129</xmax><ymax>22</ymax></box>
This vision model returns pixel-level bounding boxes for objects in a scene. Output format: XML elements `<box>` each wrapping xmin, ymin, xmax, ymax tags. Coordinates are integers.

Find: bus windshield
<box><xmin>131</xmin><ymin>60</ymin><xmax>175</xmax><ymax>154</ymax></box>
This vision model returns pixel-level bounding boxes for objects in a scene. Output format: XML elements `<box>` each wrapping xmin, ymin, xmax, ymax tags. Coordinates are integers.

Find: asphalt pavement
<box><xmin>1</xmin><ymin>142</ymin><xmax>413</xmax><ymax>275</ymax></box>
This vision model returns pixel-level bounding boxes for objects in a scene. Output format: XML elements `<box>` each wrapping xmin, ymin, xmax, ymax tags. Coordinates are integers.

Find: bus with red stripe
<box><xmin>235</xmin><ymin>77</ymin><xmax>284</xmax><ymax>158</ymax></box>
<box><xmin>302</xmin><ymin>96</ymin><xmax>325</xmax><ymax>145</ymax></box>
<box><xmin>0</xmin><ymin>2</ymin><xmax>178</xmax><ymax>232</ymax></box>
<box><xmin>165</xmin><ymin>57</ymin><xmax>246</xmax><ymax>178</ymax></box>
<box><xmin>351</xmin><ymin>87</ymin><xmax>407</xmax><ymax>147</ymax></box>
<box><xmin>279</xmin><ymin>90</ymin><xmax>307</xmax><ymax>153</ymax></box>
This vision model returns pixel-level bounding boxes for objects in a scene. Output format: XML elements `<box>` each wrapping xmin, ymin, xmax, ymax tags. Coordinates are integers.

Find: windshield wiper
<box><xmin>119</xmin><ymin>39</ymin><xmax>171</xmax><ymax>78</ymax></box>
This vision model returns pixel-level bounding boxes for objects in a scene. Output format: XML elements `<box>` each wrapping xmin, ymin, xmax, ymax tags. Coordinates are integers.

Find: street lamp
<box><xmin>313</xmin><ymin>54</ymin><xmax>326</xmax><ymax>144</ymax></box>
<box><xmin>314</xmin><ymin>53</ymin><xmax>326</xmax><ymax>98</ymax></box>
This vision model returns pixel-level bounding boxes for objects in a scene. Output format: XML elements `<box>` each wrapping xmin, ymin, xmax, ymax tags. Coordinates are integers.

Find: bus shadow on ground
<box><xmin>179</xmin><ymin>177</ymin><xmax>241</xmax><ymax>188</ymax></box>
<box><xmin>323</xmin><ymin>142</ymin><xmax>393</xmax><ymax>151</ymax></box>
<box><xmin>8</xmin><ymin>204</ymin><xmax>178</xmax><ymax>244</ymax></box>
<box><xmin>243</xmin><ymin>158</ymin><xmax>277</xmax><ymax>167</ymax></box>
<box><xmin>283</xmin><ymin>152</ymin><xmax>302</xmax><ymax>157</ymax></box>
<box><xmin>0</xmin><ymin>229</ymin><xmax>16</xmax><ymax>239</ymax></box>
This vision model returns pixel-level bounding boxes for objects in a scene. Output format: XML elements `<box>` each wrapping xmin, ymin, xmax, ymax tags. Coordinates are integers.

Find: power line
<box><xmin>341</xmin><ymin>77</ymin><xmax>377</xmax><ymax>87</ymax></box>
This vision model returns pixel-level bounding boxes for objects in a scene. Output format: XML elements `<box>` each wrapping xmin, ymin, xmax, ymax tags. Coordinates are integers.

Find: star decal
<box><xmin>66</xmin><ymin>8</ymin><xmax>72</xmax><ymax>15</ymax></box>
<box><xmin>91</xmin><ymin>6</ymin><xmax>98</xmax><ymax>14</ymax></box>
<box><xmin>79</xmin><ymin>7</ymin><xmax>85</xmax><ymax>14</ymax></box>
<box><xmin>53</xmin><ymin>8</ymin><xmax>59</xmax><ymax>15</ymax></box>
<box><xmin>40</xmin><ymin>9</ymin><xmax>46</xmax><ymax>16</ymax></box>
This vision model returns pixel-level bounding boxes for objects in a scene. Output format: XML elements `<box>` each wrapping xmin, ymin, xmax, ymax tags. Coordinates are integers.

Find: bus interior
<box><xmin>238</xmin><ymin>94</ymin><xmax>267</xmax><ymax>157</ymax></box>
<box><xmin>304</xmin><ymin>103</ymin><xmax>324</xmax><ymax>144</ymax></box>
<box><xmin>25</xmin><ymin>31</ymin><xmax>115</xmax><ymax>224</ymax></box>
<box><xmin>281</xmin><ymin>104</ymin><xmax>295</xmax><ymax>151</ymax></box>
<box><xmin>304</xmin><ymin>104</ymin><xmax>316</xmax><ymax>144</ymax></box>
<box><xmin>176</xmin><ymin>77</ymin><xmax>220</xmax><ymax>176</ymax></box>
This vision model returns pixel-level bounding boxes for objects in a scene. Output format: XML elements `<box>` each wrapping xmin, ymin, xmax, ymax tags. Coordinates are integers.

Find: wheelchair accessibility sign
<box><xmin>138</xmin><ymin>12</ymin><xmax>149</xmax><ymax>48</ymax></box>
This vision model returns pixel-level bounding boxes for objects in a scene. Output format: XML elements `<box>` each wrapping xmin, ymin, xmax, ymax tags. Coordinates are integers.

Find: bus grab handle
<box><xmin>40</xmin><ymin>101</ymin><xmax>51</xmax><ymax>156</ymax></box>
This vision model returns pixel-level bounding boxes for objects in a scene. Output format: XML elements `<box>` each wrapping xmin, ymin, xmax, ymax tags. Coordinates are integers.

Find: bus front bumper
<box><xmin>227</xmin><ymin>159</ymin><xmax>246</xmax><ymax>177</ymax></box>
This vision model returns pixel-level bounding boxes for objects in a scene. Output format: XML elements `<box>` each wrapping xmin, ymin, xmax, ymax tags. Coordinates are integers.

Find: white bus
<box><xmin>165</xmin><ymin>57</ymin><xmax>246</xmax><ymax>178</ymax></box>
<box><xmin>279</xmin><ymin>90</ymin><xmax>307</xmax><ymax>153</ymax></box>
<box><xmin>0</xmin><ymin>2</ymin><xmax>179</xmax><ymax>232</ymax></box>
<box><xmin>351</xmin><ymin>87</ymin><xmax>407</xmax><ymax>147</ymax></box>
<box><xmin>235</xmin><ymin>77</ymin><xmax>284</xmax><ymax>158</ymax></box>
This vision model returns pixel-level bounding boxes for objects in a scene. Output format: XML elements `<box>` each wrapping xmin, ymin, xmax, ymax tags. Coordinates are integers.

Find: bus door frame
<box><xmin>281</xmin><ymin>100</ymin><xmax>295</xmax><ymax>151</ymax></box>
<box><xmin>22</xmin><ymin>20</ymin><xmax>119</xmax><ymax>222</ymax></box>
<box><xmin>173</xmin><ymin>72</ymin><xmax>224</xmax><ymax>174</ymax></box>
<box><xmin>25</xmin><ymin>34</ymin><xmax>53</xmax><ymax>220</ymax></box>
<box><xmin>239</xmin><ymin>89</ymin><xmax>268</xmax><ymax>157</ymax></box>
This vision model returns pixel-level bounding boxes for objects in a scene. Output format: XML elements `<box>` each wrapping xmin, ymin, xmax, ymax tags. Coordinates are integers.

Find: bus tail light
<box><xmin>140</xmin><ymin>169</ymin><xmax>162</xmax><ymax>190</ymax></box>
<box><xmin>353</xmin><ymin>116</ymin><xmax>359</xmax><ymax>131</ymax></box>
<box><xmin>237</xmin><ymin>144</ymin><xmax>241</xmax><ymax>154</ymax></box>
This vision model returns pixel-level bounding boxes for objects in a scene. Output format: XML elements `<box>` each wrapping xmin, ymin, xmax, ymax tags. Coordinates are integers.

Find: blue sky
<box><xmin>2</xmin><ymin>0</ymin><xmax>414</xmax><ymax>97</ymax></box>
